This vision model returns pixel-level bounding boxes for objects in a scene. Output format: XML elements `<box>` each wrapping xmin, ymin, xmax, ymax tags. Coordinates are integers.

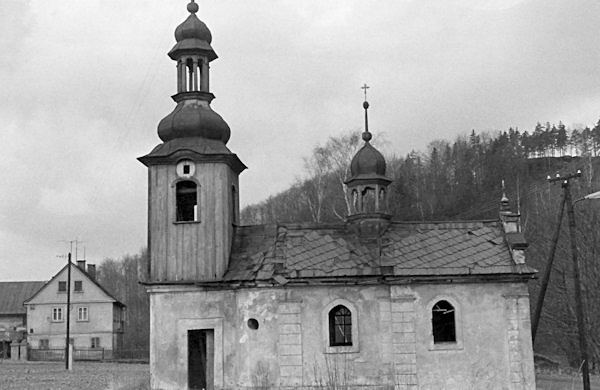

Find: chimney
<box><xmin>87</xmin><ymin>264</ymin><xmax>96</xmax><ymax>281</ymax></box>
<box><xmin>77</xmin><ymin>260</ymin><xmax>86</xmax><ymax>270</ymax></box>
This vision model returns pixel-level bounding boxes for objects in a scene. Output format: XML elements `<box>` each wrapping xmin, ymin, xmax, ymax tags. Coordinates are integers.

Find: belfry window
<box><xmin>432</xmin><ymin>300</ymin><xmax>456</xmax><ymax>343</ymax></box>
<box><xmin>176</xmin><ymin>181</ymin><xmax>198</xmax><ymax>222</ymax></box>
<box><xmin>329</xmin><ymin>305</ymin><xmax>352</xmax><ymax>346</ymax></box>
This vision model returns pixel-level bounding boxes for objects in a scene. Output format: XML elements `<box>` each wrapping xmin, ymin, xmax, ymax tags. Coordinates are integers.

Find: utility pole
<box><xmin>548</xmin><ymin>171</ymin><xmax>589</xmax><ymax>390</ymax></box>
<box><xmin>531</xmin><ymin>178</ymin><xmax>566</xmax><ymax>343</ymax></box>
<box><xmin>65</xmin><ymin>252</ymin><xmax>72</xmax><ymax>370</ymax></box>
<box><xmin>59</xmin><ymin>239</ymin><xmax>82</xmax><ymax>370</ymax></box>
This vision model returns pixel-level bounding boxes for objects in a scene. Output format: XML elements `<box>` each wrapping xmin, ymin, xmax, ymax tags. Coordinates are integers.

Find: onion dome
<box><xmin>158</xmin><ymin>99</ymin><xmax>230</xmax><ymax>144</ymax></box>
<box><xmin>174</xmin><ymin>1</ymin><xmax>212</xmax><ymax>44</ymax></box>
<box><xmin>349</xmin><ymin>133</ymin><xmax>387</xmax><ymax>180</ymax></box>
<box><xmin>346</xmin><ymin>100</ymin><xmax>391</xmax><ymax>184</ymax></box>
<box><xmin>168</xmin><ymin>1</ymin><xmax>217</xmax><ymax>61</ymax></box>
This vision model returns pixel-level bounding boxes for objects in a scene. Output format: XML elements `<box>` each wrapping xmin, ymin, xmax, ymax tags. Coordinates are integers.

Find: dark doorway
<box><xmin>188</xmin><ymin>329</ymin><xmax>214</xmax><ymax>390</ymax></box>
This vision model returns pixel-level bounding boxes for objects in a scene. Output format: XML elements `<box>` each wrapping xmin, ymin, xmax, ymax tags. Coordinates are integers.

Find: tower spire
<box><xmin>361</xmin><ymin>83</ymin><xmax>372</xmax><ymax>142</ymax></box>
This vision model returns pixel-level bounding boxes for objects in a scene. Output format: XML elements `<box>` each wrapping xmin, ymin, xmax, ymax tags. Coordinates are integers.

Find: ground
<box><xmin>0</xmin><ymin>361</ymin><xmax>148</xmax><ymax>390</ymax></box>
<box><xmin>0</xmin><ymin>361</ymin><xmax>598</xmax><ymax>389</ymax></box>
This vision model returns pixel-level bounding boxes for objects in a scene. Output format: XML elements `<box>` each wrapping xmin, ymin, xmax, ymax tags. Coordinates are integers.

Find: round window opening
<box><xmin>247</xmin><ymin>318</ymin><xmax>259</xmax><ymax>330</ymax></box>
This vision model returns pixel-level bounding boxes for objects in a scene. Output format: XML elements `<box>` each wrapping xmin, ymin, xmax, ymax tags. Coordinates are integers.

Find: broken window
<box><xmin>432</xmin><ymin>300</ymin><xmax>456</xmax><ymax>343</ymax></box>
<box><xmin>74</xmin><ymin>281</ymin><xmax>82</xmax><ymax>292</ymax></box>
<box><xmin>58</xmin><ymin>281</ymin><xmax>66</xmax><ymax>292</ymax></box>
<box><xmin>329</xmin><ymin>305</ymin><xmax>352</xmax><ymax>346</ymax></box>
<box><xmin>176</xmin><ymin>180</ymin><xmax>198</xmax><ymax>222</ymax></box>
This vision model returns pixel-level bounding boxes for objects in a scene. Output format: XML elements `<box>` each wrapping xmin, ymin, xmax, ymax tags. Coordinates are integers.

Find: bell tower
<box><xmin>139</xmin><ymin>1</ymin><xmax>246</xmax><ymax>282</ymax></box>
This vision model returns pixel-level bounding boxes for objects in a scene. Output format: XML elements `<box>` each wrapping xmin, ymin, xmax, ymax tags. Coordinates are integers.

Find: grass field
<box><xmin>1</xmin><ymin>361</ymin><xmax>599</xmax><ymax>389</ymax></box>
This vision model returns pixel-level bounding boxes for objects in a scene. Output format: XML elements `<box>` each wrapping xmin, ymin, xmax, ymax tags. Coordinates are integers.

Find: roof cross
<box><xmin>361</xmin><ymin>83</ymin><xmax>370</xmax><ymax>101</ymax></box>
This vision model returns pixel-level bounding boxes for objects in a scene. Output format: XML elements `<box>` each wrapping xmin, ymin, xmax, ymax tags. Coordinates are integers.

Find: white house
<box><xmin>24</xmin><ymin>261</ymin><xmax>125</xmax><ymax>358</ymax></box>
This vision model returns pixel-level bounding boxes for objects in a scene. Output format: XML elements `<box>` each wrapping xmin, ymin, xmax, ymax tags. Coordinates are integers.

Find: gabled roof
<box><xmin>24</xmin><ymin>262</ymin><xmax>125</xmax><ymax>307</ymax></box>
<box><xmin>222</xmin><ymin>220</ymin><xmax>536</xmax><ymax>285</ymax></box>
<box><xmin>0</xmin><ymin>281</ymin><xmax>45</xmax><ymax>315</ymax></box>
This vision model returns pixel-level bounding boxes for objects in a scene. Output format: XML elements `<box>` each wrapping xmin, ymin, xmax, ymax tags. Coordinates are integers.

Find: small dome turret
<box><xmin>174</xmin><ymin>2</ymin><xmax>212</xmax><ymax>44</ymax></box>
<box><xmin>348</xmin><ymin>142</ymin><xmax>387</xmax><ymax>180</ymax></box>
<box><xmin>345</xmin><ymin>84</ymin><xmax>392</xmax><ymax>220</ymax></box>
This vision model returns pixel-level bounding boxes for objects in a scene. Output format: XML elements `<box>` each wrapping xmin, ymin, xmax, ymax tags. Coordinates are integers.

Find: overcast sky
<box><xmin>2</xmin><ymin>0</ymin><xmax>600</xmax><ymax>281</ymax></box>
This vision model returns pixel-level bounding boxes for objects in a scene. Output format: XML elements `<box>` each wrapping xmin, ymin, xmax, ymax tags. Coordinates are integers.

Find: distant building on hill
<box><xmin>24</xmin><ymin>261</ymin><xmax>125</xmax><ymax>360</ymax></box>
<box><xmin>0</xmin><ymin>281</ymin><xmax>45</xmax><ymax>359</ymax></box>
<box><xmin>139</xmin><ymin>2</ymin><xmax>538</xmax><ymax>389</ymax></box>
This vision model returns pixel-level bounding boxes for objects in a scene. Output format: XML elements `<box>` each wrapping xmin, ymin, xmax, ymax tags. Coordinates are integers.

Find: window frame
<box><xmin>58</xmin><ymin>281</ymin><xmax>66</xmax><ymax>293</ymax></box>
<box><xmin>173</xmin><ymin>179</ymin><xmax>201</xmax><ymax>223</ymax></box>
<box><xmin>77</xmin><ymin>306</ymin><xmax>89</xmax><ymax>322</ymax></box>
<box><xmin>40</xmin><ymin>339</ymin><xmax>49</xmax><ymax>349</ymax></box>
<box><xmin>329</xmin><ymin>305</ymin><xmax>353</xmax><ymax>347</ymax></box>
<box><xmin>322</xmin><ymin>299</ymin><xmax>359</xmax><ymax>354</ymax></box>
<box><xmin>427</xmin><ymin>296</ymin><xmax>463</xmax><ymax>351</ymax></box>
<box><xmin>91</xmin><ymin>337</ymin><xmax>101</xmax><ymax>349</ymax></box>
<box><xmin>52</xmin><ymin>307</ymin><xmax>64</xmax><ymax>322</ymax></box>
<box><xmin>74</xmin><ymin>280</ymin><xmax>83</xmax><ymax>292</ymax></box>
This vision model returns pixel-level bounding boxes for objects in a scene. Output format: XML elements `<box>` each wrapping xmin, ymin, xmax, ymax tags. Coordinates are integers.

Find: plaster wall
<box><xmin>149</xmin><ymin>282</ymin><xmax>535</xmax><ymax>390</ymax></box>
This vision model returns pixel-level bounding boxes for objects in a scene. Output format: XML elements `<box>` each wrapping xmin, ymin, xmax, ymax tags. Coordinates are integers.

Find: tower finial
<box><xmin>187</xmin><ymin>0</ymin><xmax>199</xmax><ymax>14</ymax></box>
<box><xmin>361</xmin><ymin>83</ymin><xmax>372</xmax><ymax>142</ymax></box>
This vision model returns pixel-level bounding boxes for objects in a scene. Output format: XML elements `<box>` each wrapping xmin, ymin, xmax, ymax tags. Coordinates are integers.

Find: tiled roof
<box><xmin>224</xmin><ymin>220</ymin><xmax>535</xmax><ymax>283</ymax></box>
<box><xmin>0</xmin><ymin>281</ymin><xmax>45</xmax><ymax>315</ymax></box>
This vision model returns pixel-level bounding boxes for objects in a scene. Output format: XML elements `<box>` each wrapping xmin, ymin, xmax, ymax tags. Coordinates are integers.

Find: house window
<box><xmin>58</xmin><ymin>281</ymin><xmax>66</xmax><ymax>292</ymax></box>
<box><xmin>91</xmin><ymin>337</ymin><xmax>101</xmax><ymax>349</ymax></box>
<box><xmin>329</xmin><ymin>305</ymin><xmax>352</xmax><ymax>346</ymax></box>
<box><xmin>77</xmin><ymin>307</ymin><xmax>88</xmax><ymax>321</ymax></box>
<box><xmin>52</xmin><ymin>307</ymin><xmax>63</xmax><ymax>322</ymax></box>
<box><xmin>40</xmin><ymin>339</ymin><xmax>49</xmax><ymax>349</ymax></box>
<box><xmin>432</xmin><ymin>300</ymin><xmax>456</xmax><ymax>343</ymax></box>
<box><xmin>176</xmin><ymin>180</ymin><xmax>198</xmax><ymax>222</ymax></box>
<box><xmin>74</xmin><ymin>281</ymin><xmax>83</xmax><ymax>292</ymax></box>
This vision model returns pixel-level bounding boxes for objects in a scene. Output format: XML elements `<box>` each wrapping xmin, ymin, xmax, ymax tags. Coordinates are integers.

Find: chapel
<box><xmin>139</xmin><ymin>2</ymin><xmax>537</xmax><ymax>389</ymax></box>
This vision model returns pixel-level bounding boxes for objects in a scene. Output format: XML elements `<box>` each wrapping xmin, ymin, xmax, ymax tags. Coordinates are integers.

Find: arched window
<box><xmin>432</xmin><ymin>300</ymin><xmax>456</xmax><ymax>343</ymax></box>
<box><xmin>329</xmin><ymin>305</ymin><xmax>352</xmax><ymax>346</ymax></box>
<box><xmin>176</xmin><ymin>181</ymin><xmax>198</xmax><ymax>222</ymax></box>
<box><xmin>362</xmin><ymin>187</ymin><xmax>375</xmax><ymax>213</ymax></box>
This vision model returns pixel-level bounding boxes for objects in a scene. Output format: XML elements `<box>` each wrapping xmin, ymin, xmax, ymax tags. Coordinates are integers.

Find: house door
<box><xmin>188</xmin><ymin>329</ymin><xmax>214</xmax><ymax>390</ymax></box>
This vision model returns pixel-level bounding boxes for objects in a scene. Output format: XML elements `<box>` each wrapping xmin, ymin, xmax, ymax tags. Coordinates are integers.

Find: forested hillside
<box><xmin>96</xmin><ymin>119</ymin><xmax>600</xmax><ymax>365</ymax></box>
<box><xmin>242</xmin><ymin>120</ymin><xmax>600</xmax><ymax>366</ymax></box>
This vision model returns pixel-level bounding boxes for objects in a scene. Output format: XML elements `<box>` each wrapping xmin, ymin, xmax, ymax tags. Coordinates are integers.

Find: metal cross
<box><xmin>361</xmin><ymin>83</ymin><xmax>370</xmax><ymax>101</ymax></box>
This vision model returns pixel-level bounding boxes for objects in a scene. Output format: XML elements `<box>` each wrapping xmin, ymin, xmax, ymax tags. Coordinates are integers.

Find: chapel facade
<box><xmin>139</xmin><ymin>2</ymin><xmax>537</xmax><ymax>389</ymax></box>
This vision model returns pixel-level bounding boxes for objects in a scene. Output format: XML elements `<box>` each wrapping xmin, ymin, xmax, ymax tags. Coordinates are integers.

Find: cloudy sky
<box><xmin>1</xmin><ymin>0</ymin><xmax>600</xmax><ymax>281</ymax></box>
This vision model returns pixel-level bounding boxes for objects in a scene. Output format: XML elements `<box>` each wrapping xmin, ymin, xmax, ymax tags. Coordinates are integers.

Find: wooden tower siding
<box><xmin>148</xmin><ymin>163</ymin><xmax>238</xmax><ymax>281</ymax></box>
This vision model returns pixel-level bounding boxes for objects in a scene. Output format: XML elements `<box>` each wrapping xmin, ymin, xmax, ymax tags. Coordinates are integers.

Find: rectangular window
<box><xmin>74</xmin><ymin>281</ymin><xmax>83</xmax><ymax>292</ymax></box>
<box><xmin>91</xmin><ymin>337</ymin><xmax>101</xmax><ymax>349</ymax></box>
<box><xmin>40</xmin><ymin>339</ymin><xmax>49</xmax><ymax>349</ymax></box>
<box><xmin>58</xmin><ymin>281</ymin><xmax>66</xmax><ymax>292</ymax></box>
<box><xmin>52</xmin><ymin>307</ymin><xmax>63</xmax><ymax>322</ymax></box>
<box><xmin>77</xmin><ymin>307</ymin><xmax>88</xmax><ymax>321</ymax></box>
